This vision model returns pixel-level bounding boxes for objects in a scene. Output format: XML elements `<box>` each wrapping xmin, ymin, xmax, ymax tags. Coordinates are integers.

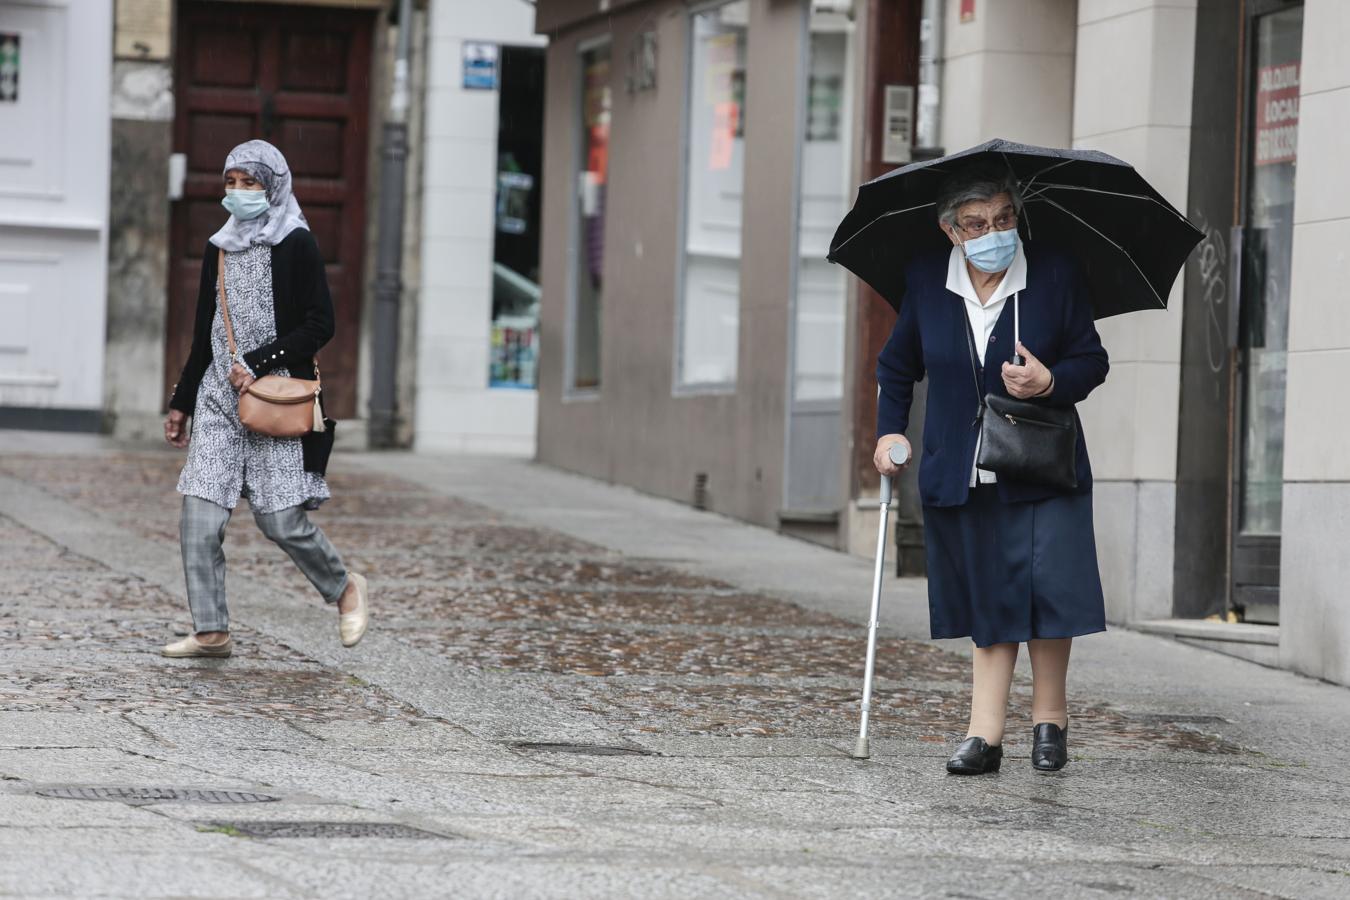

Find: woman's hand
<box><xmin>164</xmin><ymin>410</ymin><xmax>190</xmax><ymax>449</ymax></box>
<box><xmin>874</xmin><ymin>434</ymin><xmax>912</xmax><ymax>476</ymax></box>
<box><xmin>228</xmin><ymin>363</ymin><xmax>256</xmax><ymax>396</ymax></box>
<box><xmin>1001</xmin><ymin>342</ymin><xmax>1054</xmax><ymax>399</ymax></box>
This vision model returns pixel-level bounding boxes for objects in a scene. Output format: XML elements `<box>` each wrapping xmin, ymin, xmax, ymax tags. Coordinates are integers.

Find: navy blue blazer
<box><xmin>876</xmin><ymin>242</ymin><xmax>1109</xmax><ymax>508</ymax></box>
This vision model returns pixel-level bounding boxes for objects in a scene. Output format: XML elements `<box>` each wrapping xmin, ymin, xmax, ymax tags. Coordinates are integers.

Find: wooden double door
<box><xmin>165</xmin><ymin>2</ymin><xmax>373</xmax><ymax>419</ymax></box>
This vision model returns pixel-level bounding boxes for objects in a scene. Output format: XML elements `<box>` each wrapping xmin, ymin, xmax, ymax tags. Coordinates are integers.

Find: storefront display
<box><xmin>677</xmin><ymin>1</ymin><xmax>749</xmax><ymax>388</ymax></box>
<box><xmin>568</xmin><ymin>43</ymin><xmax>610</xmax><ymax>392</ymax></box>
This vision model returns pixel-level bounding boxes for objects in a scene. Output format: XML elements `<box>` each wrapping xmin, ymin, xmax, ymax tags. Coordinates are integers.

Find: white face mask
<box><xmin>960</xmin><ymin>227</ymin><xmax>1018</xmax><ymax>273</ymax></box>
<box><xmin>222</xmin><ymin>188</ymin><xmax>269</xmax><ymax>221</ymax></box>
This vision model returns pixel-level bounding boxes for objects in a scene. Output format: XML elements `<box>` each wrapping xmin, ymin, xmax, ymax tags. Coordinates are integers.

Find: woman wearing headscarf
<box><xmin>873</xmin><ymin>164</ymin><xmax>1109</xmax><ymax>775</ymax></box>
<box><xmin>161</xmin><ymin>140</ymin><xmax>369</xmax><ymax>658</ymax></box>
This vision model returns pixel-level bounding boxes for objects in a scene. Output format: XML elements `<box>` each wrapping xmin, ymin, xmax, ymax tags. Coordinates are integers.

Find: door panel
<box><xmin>165</xmin><ymin>2</ymin><xmax>372</xmax><ymax>419</ymax></box>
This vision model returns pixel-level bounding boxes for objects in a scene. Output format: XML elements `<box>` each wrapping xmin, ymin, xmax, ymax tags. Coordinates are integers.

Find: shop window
<box><xmin>792</xmin><ymin>19</ymin><xmax>851</xmax><ymax>403</ymax></box>
<box><xmin>1238</xmin><ymin>5</ymin><xmax>1303</xmax><ymax>535</ymax></box>
<box><xmin>568</xmin><ymin>41</ymin><xmax>610</xmax><ymax>393</ymax></box>
<box><xmin>676</xmin><ymin>0</ymin><xmax>749</xmax><ymax>390</ymax></box>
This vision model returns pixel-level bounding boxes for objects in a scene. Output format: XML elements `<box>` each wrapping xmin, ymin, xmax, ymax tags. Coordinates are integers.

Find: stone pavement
<box><xmin>1</xmin><ymin>434</ymin><xmax>1349</xmax><ymax>899</ymax></box>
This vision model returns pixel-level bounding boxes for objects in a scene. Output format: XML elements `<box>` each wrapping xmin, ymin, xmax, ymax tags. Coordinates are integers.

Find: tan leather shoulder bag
<box><xmin>218</xmin><ymin>248</ymin><xmax>325</xmax><ymax>438</ymax></box>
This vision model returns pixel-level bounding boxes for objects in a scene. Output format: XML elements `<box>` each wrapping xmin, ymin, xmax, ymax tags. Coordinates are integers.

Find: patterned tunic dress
<box><xmin>177</xmin><ymin>244</ymin><xmax>330</xmax><ymax>513</ymax></box>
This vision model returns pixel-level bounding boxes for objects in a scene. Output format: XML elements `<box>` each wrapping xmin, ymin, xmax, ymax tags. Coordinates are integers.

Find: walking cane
<box><xmin>853</xmin><ymin>442</ymin><xmax>909</xmax><ymax>760</ymax></box>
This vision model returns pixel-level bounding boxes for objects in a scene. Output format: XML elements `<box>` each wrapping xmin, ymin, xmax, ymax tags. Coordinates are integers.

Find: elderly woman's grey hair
<box><xmin>935</xmin><ymin>165</ymin><xmax>1024</xmax><ymax>230</ymax></box>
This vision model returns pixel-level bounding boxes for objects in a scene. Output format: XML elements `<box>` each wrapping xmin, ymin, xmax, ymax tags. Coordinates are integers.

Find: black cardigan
<box><xmin>169</xmin><ymin>229</ymin><xmax>336</xmax><ymax>474</ymax></box>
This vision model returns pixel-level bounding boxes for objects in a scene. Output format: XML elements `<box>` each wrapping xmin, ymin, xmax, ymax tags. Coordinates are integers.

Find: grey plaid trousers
<box><xmin>180</xmin><ymin>495</ymin><xmax>348</xmax><ymax>633</ymax></box>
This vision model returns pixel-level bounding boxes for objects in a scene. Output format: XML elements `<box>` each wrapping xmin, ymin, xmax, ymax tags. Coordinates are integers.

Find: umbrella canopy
<box><xmin>827</xmin><ymin>138</ymin><xmax>1203</xmax><ymax>318</ymax></box>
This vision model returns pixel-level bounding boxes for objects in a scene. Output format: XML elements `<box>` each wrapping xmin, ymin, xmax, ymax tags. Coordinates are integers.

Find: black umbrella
<box><xmin>827</xmin><ymin>138</ymin><xmax>1203</xmax><ymax>319</ymax></box>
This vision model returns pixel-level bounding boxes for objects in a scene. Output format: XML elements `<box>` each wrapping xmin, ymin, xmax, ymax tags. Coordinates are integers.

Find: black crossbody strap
<box><xmin>962</xmin><ymin>308</ymin><xmax>986</xmax><ymax>424</ymax></box>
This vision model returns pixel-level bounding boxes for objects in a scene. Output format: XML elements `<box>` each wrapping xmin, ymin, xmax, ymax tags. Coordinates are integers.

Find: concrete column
<box><xmin>106</xmin><ymin>60</ymin><xmax>173</xmax><ymax>440</ymax></box>
<box><xmin>1071</xmin><ymin>0</ymin><xmax>1197</xmax><ymax>625</ymax></box>
<box><xmin>939</xmin><ymin>0</ymin><xmax>1077</xmax><ymax>151</ymax></box>
<box><xmin>1278</xmin><ymin>0</ymin><xmax>1350</xmax><ymax>684</ymax></box>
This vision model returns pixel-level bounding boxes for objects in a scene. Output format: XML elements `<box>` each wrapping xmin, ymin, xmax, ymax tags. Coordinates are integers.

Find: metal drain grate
<box><xmin>512</xmin><ymin>741</ymin><xmax>656</xmax><ymax>757</ymax></box>
<box><xmin>35</xmin><ymin>787</ymin><xmax>279</xmax><ymax>804</ymax></box>
<box><xmin>201</xmin><ymin>821</ymin><xmax>451</xmax><ymax>840</ymax></box>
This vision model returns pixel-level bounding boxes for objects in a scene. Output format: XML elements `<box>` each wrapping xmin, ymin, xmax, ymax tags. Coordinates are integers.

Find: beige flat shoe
<box><xmin>162</xmin><ymin>634</ymin><xmax>233</xmax><ymax>658</ymax></box>
<box><xmin>339</xmin><ymin>572</ymin><xmax>369</xmax><ymax>647</ymax></box>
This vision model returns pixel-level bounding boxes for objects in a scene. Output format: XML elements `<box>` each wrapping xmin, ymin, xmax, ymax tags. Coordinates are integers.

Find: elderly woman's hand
<box><xmin>874</xmin><ymin>435</ymin><xmax>912</xmax><ymax>476</ymax></box>
<box><xmin>164</xmin><ymin>410</ymin><xmax>190</xmax><ymax>449</ymax></box>
<box><xmin>228</xmin><ymin>363</ymin><xmax>256</xmax><ymax>396</ymax></box>
<box><xmin>1001</xmin><ymin>342</ymin><xmax>1054</xmax><ymax>399</ymax></box>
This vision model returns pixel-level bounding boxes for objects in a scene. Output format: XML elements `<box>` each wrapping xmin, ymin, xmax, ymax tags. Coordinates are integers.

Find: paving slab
<box><xmin>0</xmin><ymin>439</ymin><xmax>1346</xmax><ymax>898</ymax></box>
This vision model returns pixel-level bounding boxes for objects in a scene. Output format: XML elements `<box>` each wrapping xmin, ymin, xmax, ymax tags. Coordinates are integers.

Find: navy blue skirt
<box><xmin>923</xmin><ymin>484</ymin><xmax>1106</xmax><ymax>648</ymax></box>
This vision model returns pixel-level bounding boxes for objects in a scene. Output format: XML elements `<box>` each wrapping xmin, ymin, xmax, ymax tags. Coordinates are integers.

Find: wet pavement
<box><xmin>1</xmin><ymin>444</ymin><xmax>1348</xmax><ymax>898</ymax></box>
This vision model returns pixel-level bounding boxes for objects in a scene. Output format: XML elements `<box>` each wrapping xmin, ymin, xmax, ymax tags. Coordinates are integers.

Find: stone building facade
<box><xmin>532</xmin><ymin>0</ymin><xmax>1350</xmax><ymax>684</ymax></box>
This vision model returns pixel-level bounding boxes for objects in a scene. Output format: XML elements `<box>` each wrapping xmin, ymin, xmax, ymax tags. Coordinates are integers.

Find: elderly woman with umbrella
<box><xmin>830</xmin><ymin>140</ymin><xmax>1200</xmax><ymax>775</ymax></box>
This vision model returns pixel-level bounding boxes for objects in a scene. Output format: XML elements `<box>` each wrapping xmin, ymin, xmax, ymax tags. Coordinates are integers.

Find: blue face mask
<box><xmin>960</xmin><ymin>227</ymin><xmax>1018</xmax><ymax>273</ymax></box>
<box><xmin>222</xmin><ymin>188</ymin><xmax>270</xmax><ymax>221</ymax></box>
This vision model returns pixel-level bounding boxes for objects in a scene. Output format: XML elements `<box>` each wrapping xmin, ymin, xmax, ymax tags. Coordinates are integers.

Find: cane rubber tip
<box><xmin>852</xmin><ymin>737</ymin><xmax>870</xmax><ymax>759</ymax></box>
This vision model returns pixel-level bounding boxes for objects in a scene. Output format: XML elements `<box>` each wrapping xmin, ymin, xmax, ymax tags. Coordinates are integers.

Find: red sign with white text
<box><xmin>1255</xmin><ymin>62</ymin><xmax>1299</xmax><ymax>166</ymax></box>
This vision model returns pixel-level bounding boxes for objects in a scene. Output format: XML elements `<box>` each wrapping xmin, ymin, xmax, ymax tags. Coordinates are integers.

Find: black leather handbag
<box><xmin>964</xmin><ymin>295</ymin><xmax>1079</xmax><ymax>491</ymax></box>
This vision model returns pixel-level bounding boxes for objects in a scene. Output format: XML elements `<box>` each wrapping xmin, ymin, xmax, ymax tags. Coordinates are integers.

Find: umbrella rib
<box><xmin>1018</xmin><ymin>163</ymin><xmax>1080</xmax><ymax>240</ymax></box>
<box><xmin>829</xmin><ymin>201</ymin><xmax>938</xmax><ymax>255</ymax></box>
<box><xmin>1033</xmin><ymin>195</ymin><xmax>1167</xmax><ymax>309</ymax></box>
<box><xmin>1027</xmin><ymin>182</ymin><xmax>1197</xmax><ymax>227</ymax></box>
<box><xmin>1018</xmin><ymin>158</ymin><xmax>1076</xmax><ymax>196</ymax></box>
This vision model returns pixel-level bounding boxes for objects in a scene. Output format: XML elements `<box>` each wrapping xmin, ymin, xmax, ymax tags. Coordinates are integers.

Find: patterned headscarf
<box><xmin>210</xmin><ymin>140</ymin><xmax>309</xmax><ymax>252</ymax></box>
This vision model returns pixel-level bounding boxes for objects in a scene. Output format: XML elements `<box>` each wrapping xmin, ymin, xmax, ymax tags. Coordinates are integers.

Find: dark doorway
<box><xmin>165</xmin><ymin>2</ymin><xmax>373</xmax><ymax>419</ymax></box>
<box><xmin>489</xmin><ymin>45</ymin><xmax>545</xmax><ymax>390</ymax></box>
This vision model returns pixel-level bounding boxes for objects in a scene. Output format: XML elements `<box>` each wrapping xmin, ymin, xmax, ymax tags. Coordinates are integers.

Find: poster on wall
<box><xmin>709</xmin><ymin>102</ymin><xmax>739</xmax><ymax>171</ymax></box>
<box><xmin>584</xmin><ymin>57</ymin><xmax>610</xmax><ymax>183</ymax></box>
<box><xmin>807</xmin><ymin>74</ymin><xmax>843</xmax><ymax>142</ymax></box>
<box><xmin>704</xmin><ymin>32</ymin><xmax>738</xmax><ymax>104</ymax></box>
<box><xmin>463</xmin><ymin>42</ymin><xmax>499</xmax><ymax>90</ymax></box>
<box><xmin>1255</xmin><ymin>62</ymin><xmax>1299</xmax><ymax>166</ymax></box>
<box><xmin>496</xmin><ymin>172</ymin><xmax>534</xmax><ymax>235</ymax></box>
<box><xmin>489</xmin><ymin>319</ymin><xmax>539</xmax><ymax>389</ymax></box>
<box><xmin>0</xmin><ymin>33</ymin><xmax>19</xmax><ymax>103</ymax></box>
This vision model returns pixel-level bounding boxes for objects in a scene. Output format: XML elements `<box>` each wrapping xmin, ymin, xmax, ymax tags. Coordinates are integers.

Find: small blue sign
<box><xmin>463</xmin><ymin>42</ymin><xmax>499</xmax><ymax>91</ymax></box>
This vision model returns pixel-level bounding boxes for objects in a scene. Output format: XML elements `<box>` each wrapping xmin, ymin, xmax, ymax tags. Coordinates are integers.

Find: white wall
<box><xmin>415</xmin><ymin>3</ymin><xmax>545</xmax><ymax>455</ymax></box>
<box><xmin>0</xmin><ymin>0</ymin><xmax>110</xmax><ymax>416</ymax></box>
<box><xmin>939</xmin><ymin>0</ymin><xmax>1077</xmax><ymax>152</ymax></box>
<box><xmin>1278</xmin><ymin>0</ymin><xmax>1350</xmax><ymax>684</ymax></box>
<box><xmin>1071</xmin><ymin>0</ymin><xmax>1196</xmax><ymax>625</ymax></box>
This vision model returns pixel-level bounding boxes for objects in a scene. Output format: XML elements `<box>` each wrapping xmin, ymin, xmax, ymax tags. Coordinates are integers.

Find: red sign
<box><xmin>1255</xmin><ymin>62</ymin><xmax>1299</xmax><ymax>166</ymax></box>
<box><xmin>960</xmin><ymin>0</ymin><xmax>975</xmax><ymax>23</ymax></box>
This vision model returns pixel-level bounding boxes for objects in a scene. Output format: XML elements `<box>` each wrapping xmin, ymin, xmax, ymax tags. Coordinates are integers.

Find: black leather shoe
<box><xmin>946</xmin><ymin>737</ymin><xmax>1003</xmax><ymax>775</ymax></box>
<box><xmin>1032</xmin><ymin>723</ymin><xmax>1069</xmax><ymax>772</ymax></box>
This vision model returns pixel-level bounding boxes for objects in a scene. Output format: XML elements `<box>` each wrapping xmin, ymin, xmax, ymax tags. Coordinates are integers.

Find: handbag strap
<box><xmin>216</xmin><ymin>247</ymin><xmax>321</xmax><ymax>383</ymax></box>
<box><xmin>962</xmin><ymin>306</ymin><xmax>986</xmax><ymax>421</ymax></box>
<box><xmin>963</xmin><ymin>291</ymin><xmax>1024</xmax><ymax>417</ymax></box>
<box><xmin>217</xmin><ymin>248</ymin><xmax>239</xmax><ymax>361</ymax></box>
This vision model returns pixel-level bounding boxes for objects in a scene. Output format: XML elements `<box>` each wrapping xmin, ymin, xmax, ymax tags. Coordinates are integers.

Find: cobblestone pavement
<box><xmin>2</xmin><ymin>447</ymin><xmax>1349</xmax><ymax>899</ymax></box>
